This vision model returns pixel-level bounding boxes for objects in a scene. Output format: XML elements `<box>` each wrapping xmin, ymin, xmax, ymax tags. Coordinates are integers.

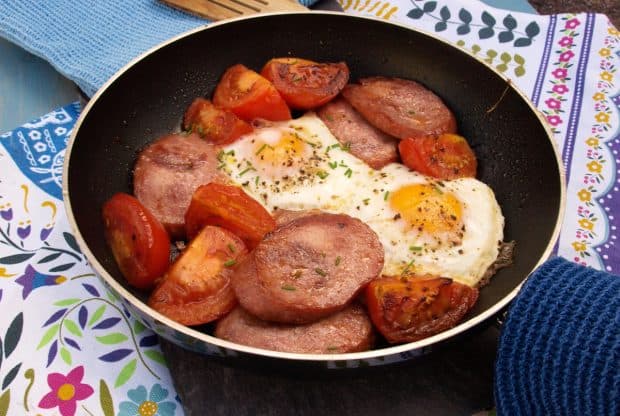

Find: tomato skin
<box><xmin>399</xmin><ymin>133</ymin><xmax>477</xmax><ymax>180</ymax></box>
<box><xmin>102</xmin><ymin>193</ymin><xmax>170</xmax><ymax>290</ymax></box>
<box><xmin>260</xmin><ymin>58</ymin><xmax>350</xmax><ymax>110</ymax></box>
<box><xmin>185</xmin><ymin>183</ymin><xmax>276</xmax><ymax>249</ymax></box>
<box><xmin>365</xmin><ymin>275</ymin><xmax>479</xmax><ymax>343</ymax></box>
<box><xmin>213</xmin><ymin>64</ymin><xmax>291</xmax><ymax>122</ymax></box>
<box><xmin>148</xmin><ymin>225</ymin><xmax>248</xmax><ymax>326</ymax></box>
<box><xmin>183</xmin><ymin>97</ymin><xmax>253</xmax><ymax>144</ymax></box>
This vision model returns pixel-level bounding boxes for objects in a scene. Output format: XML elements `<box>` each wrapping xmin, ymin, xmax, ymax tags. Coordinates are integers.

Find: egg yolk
<box><xmin>254</xmin><ymin>132</ymin><xmax>307</xmax><ymax>167</ymax></box>
<box><xmin>390</xmin><ymin>184</ymin><xmax>463</xmax><ymax>235</ymax></box>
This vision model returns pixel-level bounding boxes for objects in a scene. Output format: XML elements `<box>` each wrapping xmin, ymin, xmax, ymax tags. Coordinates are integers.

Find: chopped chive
<box><xmin>433</xmin><ymin>184</ymin><xmax>444</xmax><ymax>194</ymax></box>
<box><xmin>317</xmin><ymin>170</ymin><xmax>329</xmax><ymax>180</ymax></box>
<box><xmin>335</xmin><ymin>256</ymin><xmax>342</xmax><ymax>266</ymax></box>
<box><xmin>402</xmin><ymin>259</ymin><xmax>415</xmax><ymax>275</ymax></box>
<box><xmin>239</xmin><ymin>166</ymin><xmax>256</xmax><ymax>176</ymax></box>
<box><xmin>339</xmin><ymin>161</ymin><xmax>348</xmax><ymax>167</ymax></box>
<box><xmin>344</xmin><ymin>168</ymin><xmax>353</xmax><ymax>178</ymax></box>
<box><xmin>254</xmin><ymin>176</ymin><xmax>260</xmax><ymax>186</ymax></box>
<box><xmin>304</xmin><ymin>140</ymin><xmax>317</xmax><ymax>148</ymax></box>
<box><xmin>224</xmin><ymin>259</ymin><xmax>237</xmax><ymax>267</ymax></box>
<box><xmin>255</xmin><ymin>143</ymin><xmax>269</xmax><ymax>155</ymax></box>
<box><xmin>328</xmin><ymin>161</ymin><xmax>338</xmax><ymax>169</ymax></box>
<box><xmin>363</xmin><ymin>198</ymin><xmax>370</xmax><ymax>205</ymax></box>
<box><xmin>341</xmin><ymin>142</ymin><xmax>351</xmax><ymax>152</ymax></box>
<box><xmin>326</xmin><ymin>346</ymin><xmax>339</xmax><ymax>352</ymax></box>
<box><xmin>315</xmin><ymin>268</ymin><xmax>327</xmax><ymax>277</ymax></box>
<box><xmin>409</xmin><ymin>246</ymin><xmax>422</xmax><ymax>252</ymax></box>
<box><xmin>384</xmin><ymin>191</ymin><xmax>390</xmax><ymax>201</ymax></box>
<box><xmin>227</xmin><ymin>244</ymin><xmax>236</xmax><ymax>253</ymax></box>
<box><xmin>281</xmin><ymin>284</ymin><xmax>297</xmax><ymax>291</ymax></box>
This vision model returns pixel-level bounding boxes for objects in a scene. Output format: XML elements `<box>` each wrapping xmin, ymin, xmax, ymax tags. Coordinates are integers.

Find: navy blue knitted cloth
<box><xmin>495</xmin><ymin>256</ymin><xmax>619</xmax><ymax>415</ymax></box>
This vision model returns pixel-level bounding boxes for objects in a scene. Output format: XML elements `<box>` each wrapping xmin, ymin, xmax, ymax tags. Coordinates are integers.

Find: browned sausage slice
<box><xmin>342</xmin><ymin>77</ymin><xmax>457</xmax><ymax>139</ymax></box>
<box><xmin>234</xmin><ymin>212</ymin><xmax>384</xmax><ymax>324</ymax></box>
<box><xmin>215</xmin><ymin>304</ymin><xmax>375</xmax><ymax>354</ymax></box>
<box><xmin>317</xmin><ymin>97</ymin><xmax>399</xmax><ymax>169</ymax></box>
<box><xmin>133</xmin><ymin>133</ymin><xmax>226</xmax><ymax>240</ymax></box>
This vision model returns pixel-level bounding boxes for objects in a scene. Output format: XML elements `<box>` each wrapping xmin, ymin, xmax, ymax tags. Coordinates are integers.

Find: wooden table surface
<box><xmin>1</xmin><ymin>1</ymin><xmax>614</xmax><ymax>415</ymax></box>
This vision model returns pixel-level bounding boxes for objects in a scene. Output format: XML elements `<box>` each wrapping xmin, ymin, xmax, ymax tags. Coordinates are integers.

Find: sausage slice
<box><xmin>317</xmin><ymin>97</ymin><xmax>399</xmax><ymax>169</ymax></box>
<box><xmin>342</xmin><ymin>77</ymin><xmax>457</xmax><ymax>139</ymax></box>
<box><xmin>215</xmin><ymin>304</ymin><xmax>375</xmax><ymax>354</ymax></box>
<box><xmin>233</xmin><ymin>212</ymin><xmax>384</xmax><ymax>324</ymax></box>
<box><xmin>133</xmin><ymin>133</ymin><xmax>226</xmax><ymax>240</ymax></box>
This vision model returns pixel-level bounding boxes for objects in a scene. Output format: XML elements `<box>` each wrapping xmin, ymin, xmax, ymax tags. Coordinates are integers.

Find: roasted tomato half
<box><xmin>185</xmin><ymin>182</ymin><xmax>276</xmax><ymax>249</ymax></box>
<box><xmin>102</xmin><ymin>193</ymin><xmax>170</xmax><ymax>290</ymax></box>
<box><xmin>260</xmin><ymin>58</ymin><xmax>350</xmax><ymax>110</ymax></box>
<box><xmin>399</xmin><ymin>133</ymin><xmax>477</xmax><ymax>179</ymax></box>
<box><xmin>183</xmin><ymin>97</ymin><xmax>253</xmax><ymax>144</ymax></box>
<box><xmin>366</xmin><ymin>275</ymin><xmax>479</xmax><ymax>343</ymax></box>
<box><xmin>148</xmin><ymin>225</ymin><xmax>248</xmax><ymax>326</ymax></box>
<box><xmin>213</xmin><ymin>64</ymin><xmax>291</xmax><ymax>122</ymax></box>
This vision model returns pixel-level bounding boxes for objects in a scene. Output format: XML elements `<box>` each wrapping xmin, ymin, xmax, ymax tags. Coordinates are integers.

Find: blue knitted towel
<box><xmin>0</xmin><ymin>0</ymin><xmax>316</xmax><ymax>97</ymax></box>
<box><xmin>495</xmin><ymin>256</ymin><xmax>619</xmax><ymax>415</ymax></box>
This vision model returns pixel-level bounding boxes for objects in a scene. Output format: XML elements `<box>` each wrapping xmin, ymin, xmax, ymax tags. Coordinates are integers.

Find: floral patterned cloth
<box><xmin>0</xmin><ymin>1</ymin><xmax>618</xmax><ymax>415</ymax></box>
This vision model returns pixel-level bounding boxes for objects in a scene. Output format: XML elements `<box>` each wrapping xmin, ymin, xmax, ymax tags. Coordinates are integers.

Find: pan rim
<box><xmin>62</xmin><ymin>11</ymin><xmax>567</xmax><ymax>363</ymax></box>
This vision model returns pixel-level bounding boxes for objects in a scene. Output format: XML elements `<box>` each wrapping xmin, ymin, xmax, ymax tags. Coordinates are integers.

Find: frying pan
<box><xmin>63</xmin><ymin>12</ymin><xmax>565</xmax><ymax>368</ymax></box>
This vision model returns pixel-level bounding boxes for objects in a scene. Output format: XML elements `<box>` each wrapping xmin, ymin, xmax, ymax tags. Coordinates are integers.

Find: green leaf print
<box><xmin>37</xmin><ymin>324</ymin><xmax>60</xmax><ymax>349</ymax></box>
<box><xmin>0</xmin><ymin>389</ymin><xmax>9</xmax><ymax>416</ymax></box>
<box><xmin>88</xmin><ymin>305</ymin><xmax>107</xmax><ymax>327</ymax></box>
<box><xmin>114</xmin><ymin>359</ymin><xmax>137</xmax><ymax>388</ymax></box>
<box><xmin>144</xmin><ymin>350</ymin><xmax>167</xmax><ymax>366</ymax></box>
<box><xmin>2</xmin><ymin>363</ymin><xmax>21</xmax><ymax>390</ymax></box>
<box><xmin>99</xmin><ymin>380</ymin><xmax>114</xmax><ymax>416</ymax></box>
<box><xmin>54</xmin><ymin>298</ymin><xmax>81</xmax><ymax>307</ymax></box>
<box><xmin>59</xmin><ymin>347</ymin><xmax>72</xmax><ymax>365</ymax></box>
<box><xmin>96</xmin><ymin>333</ymin><xmax>128</xmax><ymax>345</ymax></box>
<box><xmin>64</xmin><ymin>319</ymin><xmax>83</xmax><ymax>337</ymax></box>
<box><xmin>63</xmin><ymin>232</ymin><xmax>82</xmax><ymax>254</ymax></box>
<box><xmin>0</xmin><ymin>253</ymin><xmax>35</xmax><ymax>265</ymax></box>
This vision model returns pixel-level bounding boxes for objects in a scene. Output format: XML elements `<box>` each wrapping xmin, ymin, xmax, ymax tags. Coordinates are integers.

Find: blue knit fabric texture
<box><xmin>0</xmin><ymin>0</ymin><xmax>317</xmax><ymax>97</ymax></box>
<box><xmin>495</xmin><ymin>256</ymin><xmax>619</xmax><ymax>415</ymax></box>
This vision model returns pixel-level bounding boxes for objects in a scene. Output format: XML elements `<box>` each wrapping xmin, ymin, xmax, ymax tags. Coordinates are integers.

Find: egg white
<box><xmin>219</xmin><ymin>113</ymin><xmax>504</xmax><ymax>287</ymax></box>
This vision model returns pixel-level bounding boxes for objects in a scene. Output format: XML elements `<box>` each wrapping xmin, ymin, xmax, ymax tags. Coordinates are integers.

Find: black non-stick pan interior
<box><xmin>67</xmin><ymin>13</ymin><xmax>562</xmax><ymax>335</ymax></box>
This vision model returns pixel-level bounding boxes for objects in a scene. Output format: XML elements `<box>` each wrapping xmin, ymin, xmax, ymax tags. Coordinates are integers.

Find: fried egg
<box><xmin>218</xmin><ymin>113</ymin><xmax>504</xmax><ymax>287</ymax></box>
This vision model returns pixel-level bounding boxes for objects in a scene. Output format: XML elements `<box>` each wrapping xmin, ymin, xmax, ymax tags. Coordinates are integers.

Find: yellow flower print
<box><xmin>572</xmin><ymin>241</ymin><xmax>587</xmax><ymax>252</ymax></box>
<box><xmin>595</xmin><ymin>112</ymin><xmax>610</xmax><ymax>123</ymax></box>
<box><xmin>600</xmin><ymin>71</ymin><xmax>613</xmax><ymax>82</ymax></box>
<box><xmin>592</xmin><ymin>92</ymin><xmax>605</xmax><ymax>101</ymax></box>
<box><xmin>609</xmin><ymin>27</ymin><xmax>619</xmax><ymax>36</ymax></box>
<box><xmin>599</xmin><ymin>48</ymin><xmax>611</xmax><ymax>57</ymax></box>
<box><xmin>579</xmin><ymin>218</ymin><xmax>594</xmax><ymax>230</ymax></box>
<box><xmin>587</xmin><ymin>161</ymin><xmax>603</xmax><ymax>173</ymax></box>
<box><xmin>578</xmin><ymin>189</ymin><xmax>591</xmax><ymax>202</ymax></box>
<box><xmin>586</xmin><ymin>137</ymin><xmax>599</xmax><ymax>146</ymax></box>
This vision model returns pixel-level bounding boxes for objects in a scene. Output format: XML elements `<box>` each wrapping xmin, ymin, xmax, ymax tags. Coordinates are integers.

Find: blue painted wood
<box><xmin>0</xmin><ymin>38</ymin><xmax>80</xmax><ymax>134</ymax></box>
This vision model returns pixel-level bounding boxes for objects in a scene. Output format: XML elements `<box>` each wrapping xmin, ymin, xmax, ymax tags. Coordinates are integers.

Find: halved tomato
<box><xmin>102</xmin><ymin>193</ymin><xmax>170</xmax><ymax>290</ymax></box>
<box><xmin>399</xmin><ymin>133</ymin><xmax>477</xmax><ymax>179</ymax></box>
<box><xmin>213</xmin><ymin>64</ymin><xmax>291</xmax><ymax>122</ymax></box>
<box><xmin>148</xmin><ymin>225</ymin><xmax>247</xmax><ymax>326</ymax></box>
<box><xmin>366</xmin><ymin>275</ymin><xmax>479</xmax><ymax>343</ymax></box>
<box><xmin>185</xmin><ymin>182</ymin><xmax>276</xmax><ymax>249</ymax></box>
<box><xmin>183</xmin><ymin>97</ymin><xmax>253</xmax><ymax>144</ymax></box>
<box><xmin>260</xmin><ymin>58</ymin><xmax>349</xmax><ymax>110</ymax></box>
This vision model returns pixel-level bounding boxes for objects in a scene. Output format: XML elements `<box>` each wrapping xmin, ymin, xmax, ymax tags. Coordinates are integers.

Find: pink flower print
<box><xmin>559</xmin><ymin>50</ymin><xmax>575</xmax><ymax>62</ymax></box>
<box><xmin>558</xmin><ymin>36</ymin><xmax>574</xmax><ymax>47</ymax></box>
<box><xmin>552</xmin><ymin>68</ymin><xmax>568</xmax><ymax>79</ymax></box>
<box><xmin>552</xmin><ymin>84</ymin><xmax>569</xmax><ymax>94</ymax></box>
<box><xmin>545</xmin><ymin>98</ymin><xmax>561</xmax><ymax>110</ymax></box>
<box><xmin>547</xmin><ymin>115</ymin><xmax>563</xmax><ymax>126</ymax></box>
<box><xmin>565</xmin><ymin>18</ymin><xmax>580</xmax><ymax>29</ymax></box>
<box><xmin>38</xmin><ymin>366</ymin><xmax>94</xmax><ymax>416</ymax></box>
